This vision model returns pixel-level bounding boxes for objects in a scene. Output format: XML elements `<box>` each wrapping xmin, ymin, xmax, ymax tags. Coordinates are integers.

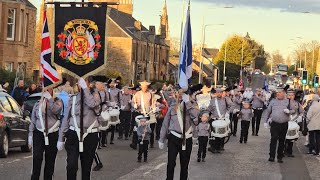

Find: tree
<box><xmin>271</xmin><ymin>50</ymin><xmax>285</xmax><ymax>65</ymax></box>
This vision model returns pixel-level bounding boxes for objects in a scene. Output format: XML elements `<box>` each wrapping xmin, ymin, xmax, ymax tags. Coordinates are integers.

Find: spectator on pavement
<box><xmin>29</xmin><ymin>83</ymin><xmax>38</xmax><ymax>95</ymax></box>
<box><xmin>306</xmin><ymin>94</ymin><xmax>320</xmax><ymax>156</ymax></box>
<box><xmin>12</xmin><ymin>80</ymin><xmax>28</xmax><ymax>106</ymax></box>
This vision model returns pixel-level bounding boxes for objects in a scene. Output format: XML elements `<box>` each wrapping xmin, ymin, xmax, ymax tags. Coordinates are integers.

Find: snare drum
<box><xmin>100</xmin><ymin>110</ymin><xmax>111</xmax><ymax>130</ymax></box>
<box><xmin>108</xmin><ymin>106</ymin><xmax>120</xmax><ymax>126</ymax></box>
<box><xmin>211</xmin><ymin>119</ymin><xmax>231</xmax><ymax>138</ymax></box>
<box><xmin>286</xmin><ymin>121</ymin><xmax>300</xmax><ymax>140</ymax></box>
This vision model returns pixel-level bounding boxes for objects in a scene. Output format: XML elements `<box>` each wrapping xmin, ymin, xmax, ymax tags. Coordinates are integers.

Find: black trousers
<box><xmin>309</xmin><ymin>130</ymin><xmax>320</xmax><ymax>154</ymax></box>
<box><xmin>64</xmin><ymin>130</ymin><xmax>99</xmax><ymax>180</ymax></box>
<box><xmin>252</xmin><ymin>109</ymin><xmax>263</xmax><ymax>135</ymax></box>
<box><xmin>129</xmin><ymin>111</ymin><xmax>139</xmax><ymax>136</ymax></box>
<box><xmin>197</xmin><ymin>136</ymin><xmax>208</xmax><ymax>159</ymax></box>
<box><xmin>31</xmin><ymin>130</ymin><xmax>58</xmax><ymax>180</ymax></box>
<box><xmin>107</xmin><ymin>125</ymin><xmax>115</xmax><ymax>143</ymax></box>
<box><xmin>138</xmin><ymin>140</ymin><xmax>149</xmax><ymax>160</ymax></box>
<box><xmin>167</xmin><ymin>134</ymin><xmax>192</xmax><ymax>180</ymax></box>
<box><xmin>240</xmin><ymin>121</ymin><xmax>250</xmax><ymax>142</ymax></box>
<box><xmin>100</xmin><ymin>130</ymin><xmax>107</xmax><ymax>145</ymax></box>
<box><xmin>149</xmin><ymin>123</ymin><xmax>156</xmax><ymax>146</ymax></box>
<box><xmin>119</xmin><ymin>110</ymin><xmax>131</xmax><ymax>138</ymax></box>
<box><xmin>156</xmin><ymin>118</ymin><xmax>164</xmax><ymax>140</ymax></box>
<box><xmin>285</xmin><ymin>140</ymin><xmax>294</xmax><ymax>155</ymax></box>
<box><xmin>131</xmin><ymin>112</ymin><xmax>142</xmax><ymax>148</ymax></box>
<box><xmin>231</xmin><ymin>113</ymin><xmax>239</xmax><ymax>135</ymax></box>
<box><xmin>94</xmin><ymin>152</ymin><xmax>102</xmax><ymax>165</ymax></box>
<box><xmin>269</xmin><ymin>122</ymin><xmax>288</xmax><ymax>159</ymax></box>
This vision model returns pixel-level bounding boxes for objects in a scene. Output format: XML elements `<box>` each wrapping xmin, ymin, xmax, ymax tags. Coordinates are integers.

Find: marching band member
<box><xmin>107</xmin><ymin>79</ymin><xmax>122</xmax><ymax>144</ymax></box>
<box><xmin>129</xmin><ymin>85</ymin><xmax>140</xmax><ymax>138</ymax></box>
<box><xmin>29</xmin><ymin>88</ymin><xmax>63</xmax><ymax>180</ymax></box>
<box><xmin>130</xmin><ymin>81</ymin><xmax>156</xmax><ymax>149</ymax></box>
<box><xmin>238</xmin><ymin>100</ymin><xmax>253</xmax><ymax>144</ymax></box>
<box><xmin>120</xmin><ymin>86</ymin><xmax>132</xmax><ymax>140</ymax></box>
<box><xmin>155</xmin><ymin>91</ymin><xmax>169</xmax><ymax>140</ymax></box>
<box><xmin>208</xmin><ymin>88</ymin><xmax>234</xmax><ymax>153</ymax></box>
<box><xmin>159</xmin><ymin>88</ymin><xmax>200</xmax><ymax>180</ymax></box>
<box><xmin>57</xmin><ymin>77</ymin><xmax>101</xmax><ymax>180</ymax></box>
<box><xmin>263</xmin><ymin>87</ymin><xmax>296</xmax><ymax>163</ymax></box>
<box><xmin>284</xmin><ymin>89</ymin><xmax>303</xmax><ymax>157</ymax></box>
<box><xmin>196</xmin><ymin>111</ymin><xmax>210</xmax><ymax>162</ymax></box>
<box><xmin>136</xmin><ymin>116</ymin><xmax>152</xmax><ymax>162</ymax></box>
<box><xmin>250</xmin><ymin>88</ymin><xmax>265</xmax><ymax>136</ymax></box>
<box><xmin>231</xmin><ymin>89</ymin><xmax>242</xmax><ymax>136</ymax></box>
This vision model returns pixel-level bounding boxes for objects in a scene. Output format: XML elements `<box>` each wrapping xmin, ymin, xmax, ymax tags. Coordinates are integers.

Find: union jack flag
<box><xmin>40</xmin><ymin>10</ymin><xmax>60</xmax><ymax>89</ymax></box>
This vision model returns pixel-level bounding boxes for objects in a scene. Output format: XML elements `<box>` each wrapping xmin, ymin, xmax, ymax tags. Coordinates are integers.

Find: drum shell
<box><xmin>286</xmin><ymin>121</ymin><xmax>300</xmax><ymax>140</ymax></box>
<box><xmin>211</xmin><ymin>119</ymin><xmax>230</xmax><ymax>138</ymax></box>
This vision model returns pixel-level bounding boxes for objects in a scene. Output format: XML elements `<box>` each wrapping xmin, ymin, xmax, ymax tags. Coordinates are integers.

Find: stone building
<box><xmin>0</xmin><ymin>0</ymin><xmax>36</xmax><ymax>80</ymax></box>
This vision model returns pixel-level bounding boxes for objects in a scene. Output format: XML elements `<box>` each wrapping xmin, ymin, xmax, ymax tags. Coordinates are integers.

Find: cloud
<box><xmin>192</xmin><ymin>0</ymin><xmax>320</xmax><ymax>13</ymax></box>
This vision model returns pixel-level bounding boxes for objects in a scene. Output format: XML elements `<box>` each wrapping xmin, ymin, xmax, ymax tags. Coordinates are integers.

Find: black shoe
<box><xmin>150</xmin><ymin>144</ymin><xmax>154</xmax><ymax>148</ymax></box>
<box><xmin>313</xmin><ymin>153</ymin><xmax>319</xmax><ymax>156</ymax></box>
<box><xmin>197</xmin><ymin>158</ymin><xmax>201</xmax><ymax>162</ymax></box>
<box><xmin>278</xmin><ymin>159</ymin><xmax>283</xmax><ymax>163</ymax></box>
<box><xmin>202</xmin><ymin>158</ymin><xmax>206</xmax><ymax>162</ymax></box>
<box><xmin>220</xmin><ymin>148</ymin><xmax>225</xmax><ymax>151</ymax></box>
<box><xmin>93</xmin><ymin>163</ymin><xmax>103</xmax><ymax>171</ymax></box>
<box><xmin>240</xmin><ymin>140</ymin><xmax>243</xmax><ymax>144</ymax></box>
<box><xmin>255</xmin><ymin>134</ymin><xmax>259</xmax><ymax>136</ymax></box>
<box><xmin>208</xmin><ymin>147</ymin><xmax>213</xmax><ymax>153</ymax></box>
<box><xmin>233</xmin><ymin>134</ymin><xmax>236</xmax><ymax>137</ymax></box>
<box><xmin>268</xmin><ymin>157</ymin><xmax>275</xmax><ymax>162</ymax></box>
<box><xmin>130</xmin><ymin>144</ymin><xmax>137</xmax><ymax>150</ymax></box>
<box><xmin>144</xmin><ymin>159</ymin><xmax>148</xmax><ymax>162</ymax></box>
<box><xmin>307</xmin><ymin>151</ymin><xmax>313</xmax><ymax>154</ymax></box>
<box><xmin>110</xmin><ymin>141</ymin><xmax>114</xmax><ymax>144</ymax></box>
<box><xmin>287</xmin><ymin>154</ymin><xmax>295</xmax><ymax>157</ymax></box>
<box><xmin>244</xmin><ymin>141</ymin><xmax>247</xmax><ymax>144</ymax></box>
<box><xmin>137</xmin><ymin>159</ymin><xmax>141</xmax><ymax>163</ymax></box>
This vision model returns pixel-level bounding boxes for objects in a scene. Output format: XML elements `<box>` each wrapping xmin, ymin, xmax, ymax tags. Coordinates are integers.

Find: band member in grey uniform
<box><xmin>29</xmin><ymin>88</ymin><xmax>63</xmax><ymax>180</ymax></box>
<box><xmin>120</xmin><ymin>86</ymin><xmax>132</xmax><ymax>140</ymax></box>
<box><xmin>57</xmin><ymin>77</ymin><xmax>101</xmax><ymax>180</ymax></box>
<box><xmin>98</xmin><ymin>82</ymin><xmax>110</xmax><ymax>147</ymax></box>
<box><xmin>159</xmin><ymin>89</ymin><xmax>200</xmax><ymax>180</ymax></box>
<box><xmin>207</xmin><ymin>88</ymin><xmax>234</xmax><ymax>153</ymax></box>
<box><xmin>250</xmin><ymin>88</ymin><xmax>265</xmax><ymax>136</ymax></box>
<box><xmin>231</xmin><ymin>89</ymin><xmax>242</xmax><ymax>136</ymax></box>
<box><xmin>130</xmin><ymin>81</ymin><xmax>156</xmax><ymax>149</ymax></box>
<box><xmin>263</xmin><ymin>87</ymin><xmax>296</xmax><ymax>163</ymax></box>
<box><xmin>107</xmin><ymin>79</ymin><xmax>121</xmax><ymax>144</ymax></box>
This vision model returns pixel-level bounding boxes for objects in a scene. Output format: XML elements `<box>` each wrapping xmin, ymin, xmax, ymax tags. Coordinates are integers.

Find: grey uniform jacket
<box><xmin>107</xmin><ymin>87</ymin><xmax>121</xmax><ymax>105</ymax></box>
<box><xmin>263</xmin><ymin>98</ymin><xmax>296</xmax><ymax>124</ymax></box>
<box><xmin>137</xmin><ymin>125</ymin><xmax>152</xmax><ymax>141</ymax></box>
<box><xmin>58</xmin><ymin>88</ymin><xmax>101</xmax><ymax>142</ymax></box>
<box><xmin>121</xmin><ymin>94</ymin><xmax>132</xmax><ymax>111</ymax></box>
<box><xmin>29</xmin><ymin>98</ymin><xmax>63</xmax><ymax>137</ymax></box>
<box><xmin>239</xmin><ymin>109</ymin><xmax>253</xmax><ymax>121</ymax></box>
<box><xmin>196</xmin><ymin>122</ymin><xmax>210</xmax><ymax>137</ymax></box>
<box><xmin>251</xmin><ymin>95</ymin><xmax>265</xmax><ymax>109</ymax></box>
<box><xmin>232</xmin><ymin>95</ymin><xmax>243</xmax><ymax>111</ymax></box>
<box><xmin>97</xmin><ymin>90</ymin><xmax>110</xmax><ymax>123</ymax></box>
<box><xmin>208</xmin><ymin>97</ymin><xmax>234</xmax><ymax>119</ymax></box>
<box><xmin>159</xmin><ymin>100</ymin><xmax>200</xmax><ymax>143</ymax></box>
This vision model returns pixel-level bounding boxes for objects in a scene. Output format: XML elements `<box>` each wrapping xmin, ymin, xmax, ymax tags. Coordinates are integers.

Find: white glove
<box><xmin>28</xmin><ymin>136</ymin><xmax>33</xmax><ymax>147</ymax></box>
<box><xmin>133</xmin><ymin>104</ymin><xmax>138</xmax><ymax>109</ymax></box>
<box><xmin>297</xmin><ymin>116</ymin><xmax>303</xmax><ymax>123</ymax></box>
<box><xmin>224</xmin><ymin>113</ymin><xmax>230</xmax><ymax>120</ymax></box>
<box><xmin>43</xmin><ymin>91</ymin><xmax>52</xmax><ymax>100</ymax></box>
<box><xmin>121</xmin><ymin>105</ymin><xmax>126</xmax><ymax>110</ymax></box>
<box><xmin>264</xmin><ymin>122</ymin><xmax>270</xmax><ymax>129</ymax></box>
<box><xmin>57</xmin><ymin>141</ymin><xmax>64</xmax><ymax>151</ymax></box>
<box><xmin>156</xmin><ymin>107</ymin><xmax>160</xmax><ymax>112</ymax></box>
<box><xmin>158</xmin><ymin>141</ymin><xmax>164</xmax><ymax>150</ymax></box>
<box><xmin>78</xmin><ymin>78</ymin><xmax>87</xmax><ymax>89</ymax></box>
<box><xmin>182</xmin><ymin>93</ymin><xmax>190</xmax><ymax>103</ymax></box>
<box><xmin>233</xmin><ymin>109</ymin><xmax>239</xmax><ymax>114</ymax></box>
<box><xmin>283</xmin><ymin>109</ymin><xmax>290</xmax><ymax>114</ymax></box>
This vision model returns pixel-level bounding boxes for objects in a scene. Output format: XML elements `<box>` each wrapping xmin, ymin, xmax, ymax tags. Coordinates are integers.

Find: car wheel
<box><xmin>0</xmin><ymin>132</ymin><xmax>9</xmax><ymax>158</ymax></box>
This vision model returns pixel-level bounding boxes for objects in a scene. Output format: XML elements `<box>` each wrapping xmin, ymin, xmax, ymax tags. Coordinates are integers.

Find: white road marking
<box><xmin>24</xmin><ymin>155</ymin><xmax>32</xmax><ymax>159</ymax></box>
<box><xmin>6</xmin><ymin>159</ymin><xmax>21</xmax><ymax>164</ymax></box>
<box><xmin>316</xmin><ymin>157</ymin><xmax>320</xmax><ymax>162</ymax></box>
<box><xmin>143</xmin><ymin>162</ymin><xmax>166</xmax><ymax>175</ymax></box>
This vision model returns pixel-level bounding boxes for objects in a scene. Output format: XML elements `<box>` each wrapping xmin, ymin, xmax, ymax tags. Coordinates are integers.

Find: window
<box><xmin>4</xmin><ymin>62</ymin><xmax>14</xmax><ymax>72</ymax></box>
<box><xmin>0</xmin><ymin>96</ymin><xmax>12</xmax><ymax>112</ymax></box>
<box><xmin>7</xmin><ymin>97</ymin><xmax>21</xmax><ymax>115</ymax></box>
<box><xmin>24</xmin><ymin>13</ymin><xmax>29</xmax><ymax>43</ymax></box>
<box><xmin>7</xmin><ymin>9</ymin><xmax>16</xmax><ymax>41</ymax></box>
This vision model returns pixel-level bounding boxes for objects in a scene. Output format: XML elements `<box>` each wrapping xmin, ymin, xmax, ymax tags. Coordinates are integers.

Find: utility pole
<box><xmin>223</xmin><ymin>43</ymin><xmax>227</xmax><ymax>86</ymax></box>
<box><xmin>198</xmin><ymin>17</ymin><xmax>205</xmax><ymax>84</ymax></box>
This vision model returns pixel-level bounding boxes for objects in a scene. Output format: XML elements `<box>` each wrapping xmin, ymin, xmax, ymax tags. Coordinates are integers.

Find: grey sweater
<box><xmin>137</xmin><ymin>125</ymin><xmax>152</xmax><ymax>141</ymax></box>
<box><xmin>196</xmin><ymin>122</ymin><xmax>210</xmax><ymax>137</ymax></box>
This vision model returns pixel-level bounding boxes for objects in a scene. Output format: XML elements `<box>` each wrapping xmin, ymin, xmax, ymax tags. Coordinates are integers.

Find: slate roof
<box><xmin>202</xmin><ymin>48</ymin><xmax>219</xmax><ymax>59</ymax></box>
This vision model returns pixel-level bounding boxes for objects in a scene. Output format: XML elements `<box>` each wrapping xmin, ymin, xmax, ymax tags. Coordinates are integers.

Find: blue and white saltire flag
<box><xmin>263</xmin><ymin>78</ymin><xmax>269</xmax><ymax>92</ymax></box>
<box><xmin>178</xmin><ymin>4</ymin><xmax>192</xmax><ymax>89</ymax></box>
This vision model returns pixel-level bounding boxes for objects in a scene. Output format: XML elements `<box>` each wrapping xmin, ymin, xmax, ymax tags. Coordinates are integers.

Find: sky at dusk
<box><xmin>29</xmin><ymin>0</ymin><xmax>320</xmax><ymax>59</ymax></box>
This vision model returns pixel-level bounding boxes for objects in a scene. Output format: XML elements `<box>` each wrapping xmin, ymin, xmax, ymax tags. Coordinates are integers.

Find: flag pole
<box><xmin>177</xmin><ymin>0</ymin><xmax>185</xmax><ymax>85</ymax></box>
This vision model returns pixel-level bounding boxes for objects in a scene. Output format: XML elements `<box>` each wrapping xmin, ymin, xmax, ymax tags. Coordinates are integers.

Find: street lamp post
<box><xmin>223</xmin><ymin>43</ymin><xmax>227</xmax><ymax>86</ymax></box>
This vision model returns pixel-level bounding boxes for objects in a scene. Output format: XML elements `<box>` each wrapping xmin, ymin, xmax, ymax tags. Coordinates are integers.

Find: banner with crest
<box><xmin>54</xmin><ymin>3</ymin><xmax>107</xmax><ymax>78</ymax></box>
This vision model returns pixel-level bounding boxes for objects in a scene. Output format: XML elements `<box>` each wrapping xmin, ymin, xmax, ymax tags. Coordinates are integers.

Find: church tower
<box><xmin>159</xmin><ymin>0</ymin><xmax>170</xmax><ymax>45</ymax></box>
<box><xmin>89</xmin><ymin>0</ymin><xmax>133</xmax><ymax>15</ymax></box>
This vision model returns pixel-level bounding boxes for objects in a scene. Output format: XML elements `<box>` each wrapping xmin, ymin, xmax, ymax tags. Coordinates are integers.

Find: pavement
<box><xmin>0</xmin><ymin>121</ymin><xmax>319</xmax><ymax>180</ymax></box>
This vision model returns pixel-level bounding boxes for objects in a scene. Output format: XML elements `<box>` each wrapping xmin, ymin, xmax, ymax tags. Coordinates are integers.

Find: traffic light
<box><xmin>314</xmin><ymin>75</ymin><xmax>319</xmax><ymax>88</ymax></box>
<box><xmin>302</xmin><ymin>70</ymin><xmax>308</xmax><ymax>85</ymax></box>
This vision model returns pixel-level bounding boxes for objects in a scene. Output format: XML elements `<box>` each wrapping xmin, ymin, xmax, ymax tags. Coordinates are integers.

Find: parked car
<box><xmin>22</xmin><ymin>93</ymin><xmax>42</xmax><ymax>114</ymax></box>
<box><xmin>0</xmin><ymin>90</ymin><xmax>31</xmax><ymax>158</ymax></box>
